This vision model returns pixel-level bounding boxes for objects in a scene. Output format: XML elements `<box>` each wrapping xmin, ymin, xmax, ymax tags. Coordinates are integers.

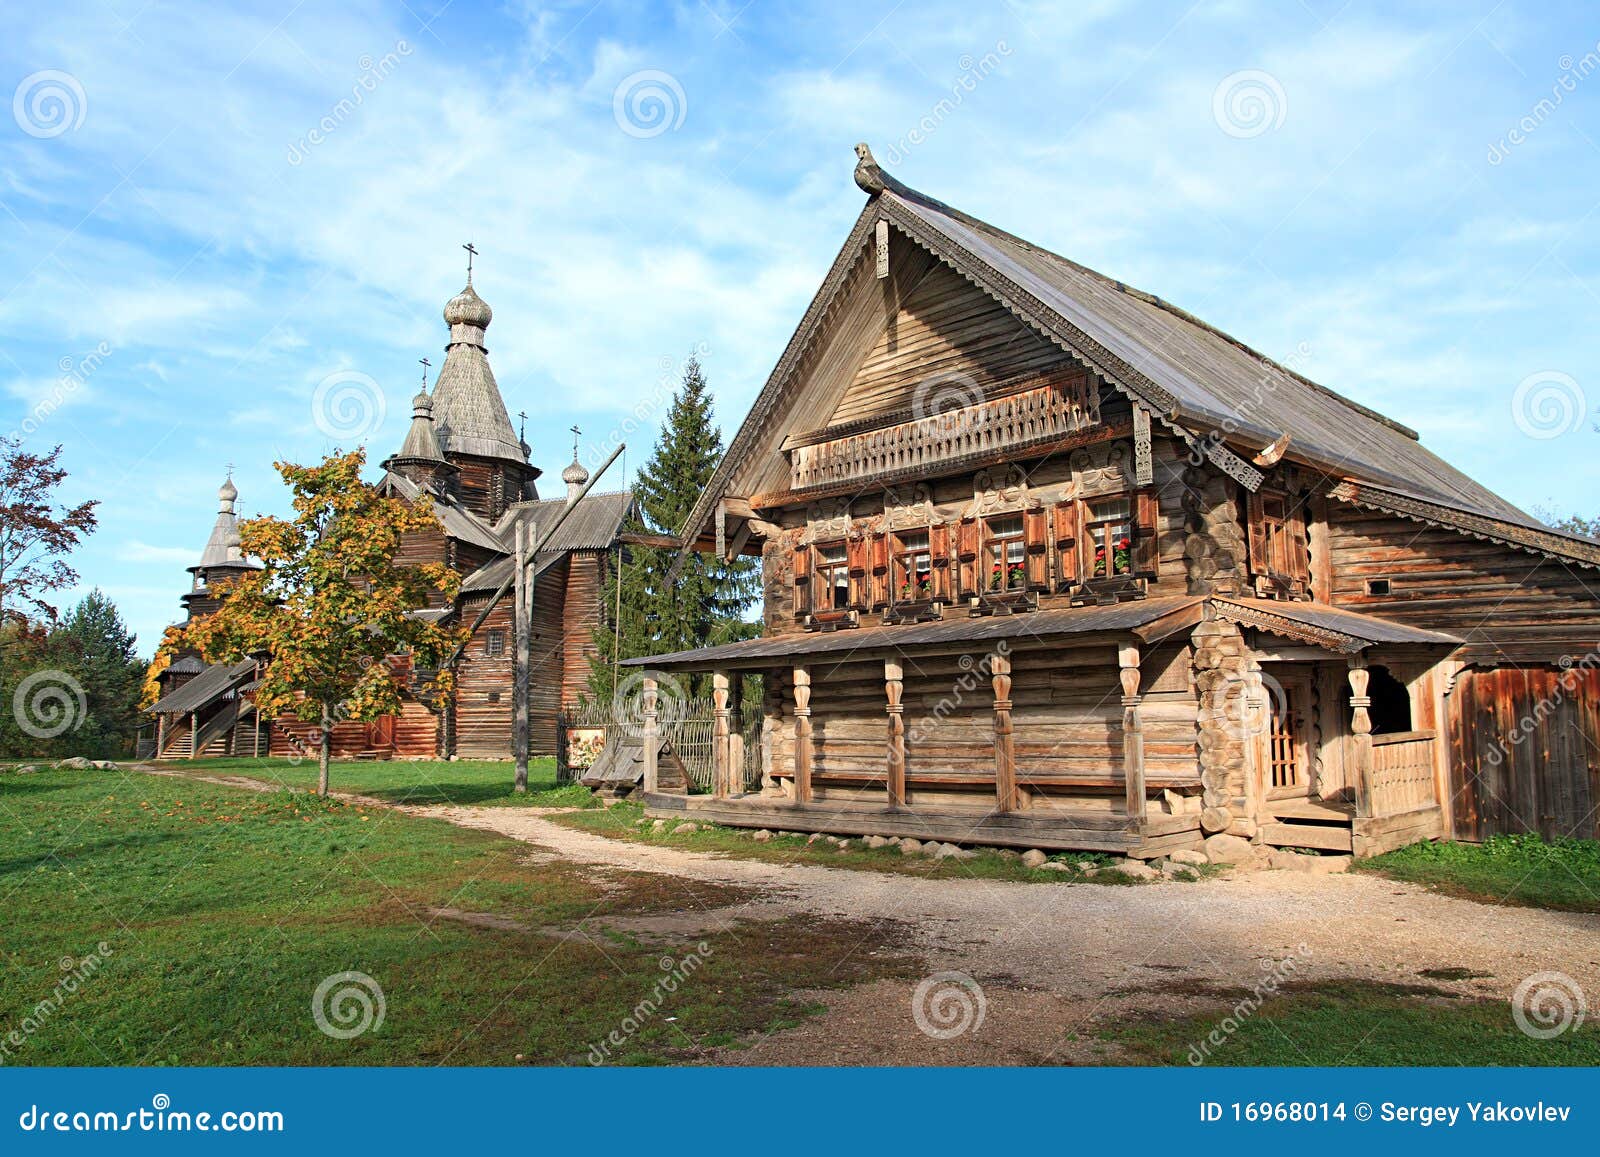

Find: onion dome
<box><xmin>443</xmin><ymin>283</ymin><xmax>493</xmax><ymax>331</ymax></box>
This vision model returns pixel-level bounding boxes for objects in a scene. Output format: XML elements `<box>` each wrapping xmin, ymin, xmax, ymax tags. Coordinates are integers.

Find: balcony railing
<box><xmin>1366</xmin><ymin>730</ymin><xmax>1439</xmax><ymax>817</ymax></box>
<box><xmin>788</xmin><ymin>375</ymin><xmax>1099</xmax><ymax>492</ymax></box>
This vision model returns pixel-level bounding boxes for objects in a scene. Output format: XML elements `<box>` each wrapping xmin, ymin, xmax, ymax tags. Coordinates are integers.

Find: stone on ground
<box><xmin>898</xmin><ymin>838</ymin><xmax>923</xmax><ymax>855</ymax></box>
<box><xmin>1020</xmin><ymin>849</ymin><xmax>1048</xmax><ymax>869</ymax></box>
<box><xmin>673</xmin><ymin>823</ymin><xmax>700</xmax><ymax>835</ymax></box>
<box><xmin>1115</xmin><ymin>858</ymin><xmax>1160</xmax><ymax>880</ymax></box>
<box><xmin>1040</xmin><ymin>861</ymin><xmax>1070</xmax><ymax>873</ymax></box>
<box><xmin>55</xmin><ymin>756</ymin><xmax>93</xmax><ymax>770</ymax></box>
<box><xmin>1169</xmin><ymin>848</ymin><xmax>1208</xmax><ymax>867</ymax></box>
<box><xmin>751</xmin><ymin>829</ymin><xmax>774</xmax><ymax>842</ymax></box>
<box><xmin>933</xmin><ymin>843</ymin><xmax>975</xmax><ymax>861</ymax></box>
<box><xmin>1203</xmin><ymin>833</ymin><xmax>1255</xmax><ymax>865</ymax></box>
<box><xmin>864</xmin><ymin>835</ymin><xmax>891</xmax><ymax>849</ymax></box>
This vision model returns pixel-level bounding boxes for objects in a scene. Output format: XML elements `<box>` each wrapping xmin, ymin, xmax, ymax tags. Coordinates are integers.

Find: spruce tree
<box><xmin>590</xmin><ymin>355</ymin><xmax>760</xmax><ymax>702</ymax></box>
<box><xmin>59</xmin><ymin>589</ymin><xmax>143</xmax><ymax>757</ymax></box>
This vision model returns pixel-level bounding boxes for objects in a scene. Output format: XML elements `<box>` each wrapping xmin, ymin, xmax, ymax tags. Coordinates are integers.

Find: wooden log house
<box><xmin>148</xmin><ymin>267</ymin><xmax>635</xmax><ymax>761</ymax></box>
<box><xmin>625</xmin><ymin>146</ymin><xmax>1600</xmax><ymax>858</ymax></box>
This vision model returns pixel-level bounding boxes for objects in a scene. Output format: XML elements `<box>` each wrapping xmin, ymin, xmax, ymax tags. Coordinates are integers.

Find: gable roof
<box><xmin>681</xmin><ymin>148</ymin><xmax>1579</xmax><ymax>564</ymax></box>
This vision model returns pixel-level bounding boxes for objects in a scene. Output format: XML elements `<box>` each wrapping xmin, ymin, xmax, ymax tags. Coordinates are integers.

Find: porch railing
<box><xmin>1366</xmin><ymin>730</ymin><xmax>1438</xmax><ymax>817</ymax></box>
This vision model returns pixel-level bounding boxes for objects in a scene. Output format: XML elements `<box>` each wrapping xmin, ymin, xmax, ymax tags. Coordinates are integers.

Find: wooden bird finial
<box><xmin>853</xmin><ymin>142</ymin><xmax>886</xmax><ymax>195</ymax></box>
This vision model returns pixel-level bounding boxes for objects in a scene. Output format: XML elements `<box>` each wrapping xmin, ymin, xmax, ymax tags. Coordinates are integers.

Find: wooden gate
<box><xmin>1448</xmin><ymin>665</ymin><xmax>1600</xmax><ymax>841</ymax></box>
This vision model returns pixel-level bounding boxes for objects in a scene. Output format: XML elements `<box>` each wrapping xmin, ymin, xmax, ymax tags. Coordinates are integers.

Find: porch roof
<box><xmin>147</xmin><ymin>659</ymin><xmax>257</xmax><ymax>715</ymax></box>
<box><xmin>1210</xmin><ymin>598</ymin><xmax>1461</xmax><ymax>654</ymax></box>
<box><xmin>622</xmin><ymin>596</ymin><xmax>1204</xmax><ymax>671</ymax></box>
<box><xmin>624</xmin><ymin>596</ymin><xmax>1460</xmax><ymax>671</ymax></box>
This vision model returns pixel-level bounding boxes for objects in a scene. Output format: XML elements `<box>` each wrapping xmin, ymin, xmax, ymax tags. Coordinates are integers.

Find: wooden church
<box><xmin>148</xmin><ymin>266</ymin><xmax>633</xmax><ymax>761</ymax></box>
<box><xmin>626</xmin><ymin>146</ymin><xmax>1600</xmax><ymax>858</ymax></box>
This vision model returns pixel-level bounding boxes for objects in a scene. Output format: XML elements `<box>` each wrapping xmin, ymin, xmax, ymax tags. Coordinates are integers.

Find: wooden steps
<box><xmin>1261</xmin><ymin>821</ymin><xmax>1353</xmax><ymax>853</ymax></box>
<box><xmin>1267</xmin><ymin>798</ymin><xmax>1354</xmax><ymax>823</ymax></box>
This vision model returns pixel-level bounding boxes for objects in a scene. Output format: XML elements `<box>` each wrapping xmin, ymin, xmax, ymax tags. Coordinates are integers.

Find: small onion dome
<box><xmin>412</xmin><ymin>390</ymin><xmax>433</xmax><ymax>414</ymax></box>
<box><xmin>562</xmin><ymin>458</ymin><xmax>589</xmax><ymax>487</ymax></box>
<box><xmin>443</xmin><ymin>283</ymin><xmax>492</xmax><ymax>329</ymax></box>
<box><xmin>218</xmin><ymin>476</ymin><xmax>238</xmax><ymax>511</ymax></box>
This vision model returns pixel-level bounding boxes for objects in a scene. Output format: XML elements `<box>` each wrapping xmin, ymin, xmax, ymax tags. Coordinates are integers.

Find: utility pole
<box><xmin>512</xmin><ymin>518</ymin><xmax>535</xmax><ymax>792</ymax></box>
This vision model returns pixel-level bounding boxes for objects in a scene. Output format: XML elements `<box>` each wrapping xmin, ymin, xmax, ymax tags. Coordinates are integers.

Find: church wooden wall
<box><xmin>452</xmin><ymin>558</ymin><xmax>568</xmax><ymax>759</ymax></box>
<box><xmin>561</xmin><ymin>550</ymin><xmax>607</xmax><ymax>708</ymax></box>
<box><xmin>1325</xmin><ymin>504</ymin><xmax>1600</xmax><ymax>664</ymax></box>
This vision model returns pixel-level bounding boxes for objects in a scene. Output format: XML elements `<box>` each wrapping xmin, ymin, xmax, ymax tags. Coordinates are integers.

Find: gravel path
<box><xmin>418</xmin><ymin>804</ymin><xmax>1600</xmax><ymax>1064</ymax></box>
<box><xmin>126</xmin><ymin>767</ymin><xmax>1599</xmax><ymax>1063</ymax></box>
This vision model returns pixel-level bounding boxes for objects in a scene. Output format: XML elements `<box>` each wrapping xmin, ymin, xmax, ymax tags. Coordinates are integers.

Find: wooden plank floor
<box><xmin>642</xmin><ymin>792</ymin><xmax>1203</xmax><ymax>855</ymax></box>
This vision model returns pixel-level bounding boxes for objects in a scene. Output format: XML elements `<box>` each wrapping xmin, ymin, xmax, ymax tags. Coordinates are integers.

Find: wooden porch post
<box><xmin>1119</xmin><ymin>643</ymin><xmax>1146</xmax><ymax>822</ymax></box>
<box><xmin>992</xmin><ymin>652</ymin><xmax>1020</xmax><ymax>812</ymax></box>
<box><xmin>641</xmin><ymin>676</ymin><xmax>660</xmax><ymax>795</ymax></box>
<box><xmin>156</xmin><ymin>712</ymin><xmax>167</xmax><ymax>759</ymax></box>
<box><xmin>712</xmin><ymin>671</ymin><xmax>733</xmax><ymax>798</ymax></box>
<box><xmin>1347</xmin><ymin>658</ymin><xmax>1373</xmax><ymax>818</ymax></box>
<box><xmin>728</xmin><ymin>672</ymin><xmax>745</xmax><ymax>795</ymax></box>
<box><xmin>190</xmin><ymin>710</ymin><xmax>198</xmax><ymax>759</ymax></box>
<box><xmin>792</xmin><ymin>665</ymin><xmax>813</xmax><ymax>804</ymax></box>
<box><xmin>885</xmin><ymin>658</ymin><xmax>906</xmax><ymax>808</ymax></box>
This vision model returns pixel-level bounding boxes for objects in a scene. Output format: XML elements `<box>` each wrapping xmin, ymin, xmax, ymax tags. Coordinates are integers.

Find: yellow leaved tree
<box><xmin>185</xmin><ymin>449</ymin><xmax>462</xmax><ymax>795</ymax></box>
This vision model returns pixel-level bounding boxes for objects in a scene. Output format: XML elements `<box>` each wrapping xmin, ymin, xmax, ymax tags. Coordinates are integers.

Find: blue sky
<box><xmin>4</xmin><ymin>0</ymin><xmax>1600</xmax><ymax>653</ymax></box>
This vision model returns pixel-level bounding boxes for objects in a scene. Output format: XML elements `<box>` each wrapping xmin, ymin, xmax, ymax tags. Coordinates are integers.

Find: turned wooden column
<box><xmin>641</xmin><ymin>675</ymin><xmax>660</xmax><ymax>794</ymax></box>
<box><xmin>885</xmin><ymin>658</ymin><xmax>906</xmax><ymax>808</ymax></box>
<box><xmin>728</xmin><ymin>672</ymin><xmax>745</xmax><ymax>795</ymax></box>
<box><xmin>792</xmin><ymin>665</ymin><xmax>813</xmax><ymax>804</ymax></box>
<box><xmin>712</xmin><ymin>671</ymin><xmax>733</xmax><ymax>798</ymax></box>
<box><xmin>1119</xmin><ymin>643</ymin><xmax>1146</xmax><ymax>822</ymax></box>
<box><xmin>992</xmin><ymin>652</ymin><xmax>1020</xmax><ymax>812</ymax></box>
<box><xmin>190</xmin><ymin>710</ymin><xmax>199</xmax><ymax>759</ymax></box>
<box><xmin>1347</xmin><ymin>659</ymin><xmax>1373</xmax><ymax>818</ymax></box>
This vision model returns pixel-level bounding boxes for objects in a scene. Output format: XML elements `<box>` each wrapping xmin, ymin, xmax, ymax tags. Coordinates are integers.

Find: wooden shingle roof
<box><xmin>680</xmin><ymin>147</ymin><xmax>1583</xmax><ymax>563</ymax></box>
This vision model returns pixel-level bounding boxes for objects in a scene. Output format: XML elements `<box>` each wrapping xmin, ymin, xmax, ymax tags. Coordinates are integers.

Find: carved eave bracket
<box><xmin>1210</xmin><ymin>599</ymin><xmax>1368</xmax><ymax>655</ymax></box>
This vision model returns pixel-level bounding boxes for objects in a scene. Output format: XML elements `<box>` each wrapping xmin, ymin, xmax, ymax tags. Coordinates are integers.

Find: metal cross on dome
<box><xmin>463</xmin><ymin>242</ymin><xmax>478</xmax><ymax>282</ymax></box>
<box><xmin>419</xmin><ymin>357</ymin><xmax>431</xmax><ymax>389</ymax></box>
<box><xmin>570</xmin><ymin>425</ymin><xmax>581</xmax><ymax>458</ymax></box>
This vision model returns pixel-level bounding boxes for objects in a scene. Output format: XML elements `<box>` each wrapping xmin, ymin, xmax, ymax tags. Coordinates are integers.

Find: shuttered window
<box><xmin>984</xmin><ymin>515</ymin><xmax>1027</xmax><ymax>592</ymax></box>
<box><xmin>792</xmin><ymin>543</ymin><xmax>813</xmax><ymax>617</ymax></box>
<box><xmin>893</xmin><ymin>530</ymin><xmax>933</xmax><ymax>601</ymax></box>
<box><xmin>815</xmin><ymin>541</ymin><xmax>851</xmax><ymax>611</ymax></box>
<box><xmin>1247</xmin><ymin>490</ymin><xmax>1310</xmax><ymax>586</ymax></box>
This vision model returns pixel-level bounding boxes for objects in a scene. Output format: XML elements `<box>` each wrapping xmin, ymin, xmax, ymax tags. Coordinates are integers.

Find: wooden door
<box><xmin>1267</xmin><ymin>674</ymin><xmax>1311</xmax><ymax>799</ymax></box>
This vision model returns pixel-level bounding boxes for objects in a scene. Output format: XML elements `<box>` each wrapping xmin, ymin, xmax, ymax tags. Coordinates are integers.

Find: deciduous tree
<box><xmin>185</xmin><ymin>450</ymin><xmax>462</xmax><ymax>795</ymax></box>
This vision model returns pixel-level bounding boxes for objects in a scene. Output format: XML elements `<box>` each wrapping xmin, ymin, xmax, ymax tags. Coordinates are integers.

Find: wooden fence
<box><xmin>558</xmin><ymin>700</ymin><xmax>763</xmax><ymax>792</ymax></box>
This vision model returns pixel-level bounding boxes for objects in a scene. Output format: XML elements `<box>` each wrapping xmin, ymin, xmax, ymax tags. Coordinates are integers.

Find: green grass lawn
<box><xmin>1104</xmin><ymin>980</ymin><xmax>1600</xmax><ymax>1065</ymax></box>
<box><xmin>0</xmin><ymin>765</ymin><xmax>915</xmax><ymax>1065</ymax></box>
<box><xmin>134</xmin><ymin>755</ymin><xmax>596</xmax><ymax>809</ymax></box>
<box><xmin>1357</xmin><ymin>834</ymin><xmax>1600</xmax><ymax>913</ymax></box>
<box><xmin>554</xmin><ymin>801</ymin><xmax>1173</xmax><ymax>885</ymax></box>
